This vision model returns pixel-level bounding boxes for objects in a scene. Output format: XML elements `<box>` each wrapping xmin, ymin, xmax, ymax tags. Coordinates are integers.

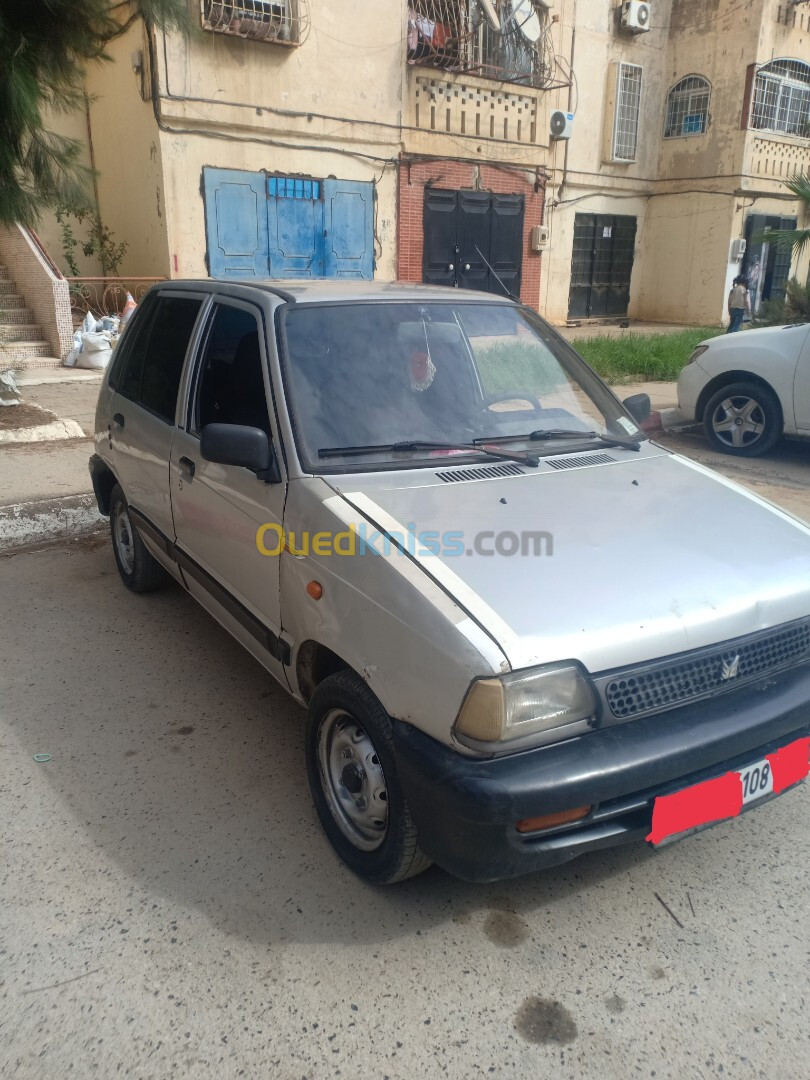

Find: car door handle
<box><xmin>113</xmin><ymin>412</ymin><xmax>125</xmax><ymax>428</ymax></box>
<box><xmin>179</xmin><ymin>456</ymin><xmax>196</xmax><ymax>478</ymax></box>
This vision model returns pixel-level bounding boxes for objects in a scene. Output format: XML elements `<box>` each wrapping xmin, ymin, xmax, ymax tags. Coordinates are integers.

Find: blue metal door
<box><xmin>203</xmin><ymin>169</ymin><xmax>269</xmax><ymax>278</ymax></box>
<box><xmin>205</xmin><ymin>169</ymin><xmax>373</xmax><ymax>280</ymax></box>
<box><xmin>267</xmin><ymin>177</ymin><xmax>324</xmax><ymax>278</ymax></box>
<box><xmin>322</xmin><ymin>179</ymin><xmax>374</xmax><ymax>279</ymax></box>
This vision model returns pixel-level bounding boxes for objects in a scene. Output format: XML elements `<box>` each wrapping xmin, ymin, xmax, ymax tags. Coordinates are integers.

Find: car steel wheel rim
<box><xmin>114</xmin><ymin>505</ymin><xmax>135</xmax><ymax>575</ymax></box>
<box><xmin>317</xmin><ymin>708</ymin><xmax>389</xmax><ymax>852</ymax></box>
<box><xmin>711</xmin><ymin>395</ymin><xmax>765</xmax><ymax>449</ymax></box>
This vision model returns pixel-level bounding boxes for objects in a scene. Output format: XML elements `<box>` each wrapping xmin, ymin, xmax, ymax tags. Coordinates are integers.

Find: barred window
<box><xmin>200</xmin><ymin>0</ymin><xmax>308</xmax><ymax>45</ymax></box>
<box><xmin>664</xmin><ymin>75</ymin><xmax>711</xmax><ymax>138</ymax></box>
<box><xmin>751</xmin><ymin>59</ymin><xmax>810</xmax><ymax>137</ymax></box>
<box><xmin>612</xmin><ymin>63</ymin><xmax>643</xmax><ymax>161</ymax></box>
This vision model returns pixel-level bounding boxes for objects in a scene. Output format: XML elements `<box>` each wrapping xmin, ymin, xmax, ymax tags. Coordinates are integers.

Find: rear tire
<box><xmin>703</xmin><ymin>381</ymin><xmax>782</xmax><ymax>457</ymax></box>
<box><xmin>109</xmin><ymin>484</ymin><xmax>167</xmax><ymax>593</ymax></box>
<box><xmin>305</xmin><ymin>670</ymin><xmax>432</xmax><ymax>884</ymax></box>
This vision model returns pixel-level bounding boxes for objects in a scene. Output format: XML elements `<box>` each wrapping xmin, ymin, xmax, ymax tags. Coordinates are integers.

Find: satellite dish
<box><xmin>509</xmin><ymin>0</ymin><xmax>542</xmax><ymax>43</ymax></box>
<box><xmin>479</xmin><ymin>0</ymin><xmax>501</xmax><ymax>31</ymax></box>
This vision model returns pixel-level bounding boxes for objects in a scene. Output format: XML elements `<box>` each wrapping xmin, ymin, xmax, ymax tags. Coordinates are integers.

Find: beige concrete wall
<box><xmin>34</xmin><ymin>102</ymin><xmax>104</xmax><ymax>279</ymax></box>
<box><xmin>83</xmin><ymin>24</ymin><xmax>170</xmax><ymax>277</ymax></box>
<box><xmin>635</xmin><ymin>192</ymin><xmax>736</xmax><ymax>325</ymax></box>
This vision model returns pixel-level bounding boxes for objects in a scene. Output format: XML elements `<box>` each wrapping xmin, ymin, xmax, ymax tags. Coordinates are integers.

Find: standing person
<box><xmin>727</xmin><ymin>276</ymin><xmax>750</xmax><ymax>333</ymax></box>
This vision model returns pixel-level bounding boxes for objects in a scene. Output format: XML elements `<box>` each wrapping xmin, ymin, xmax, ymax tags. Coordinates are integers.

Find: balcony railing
<box><xmin>66</xmin><ymin>277</ymin><xmax>167</xmax><ymax>321</ymax></box>
<box><xmin>407</xmin><ymin>1</ymin><xmax>560</xmax><ymax>90</ymax></box>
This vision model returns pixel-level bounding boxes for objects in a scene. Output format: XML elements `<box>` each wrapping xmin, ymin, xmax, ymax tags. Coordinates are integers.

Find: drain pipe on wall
<box><xmin>542</xmin><ymin>0</ymin><xmax>576</xmax><ymax>317</ymax></box>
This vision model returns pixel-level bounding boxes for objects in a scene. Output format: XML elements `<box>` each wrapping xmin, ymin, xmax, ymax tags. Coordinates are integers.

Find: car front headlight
<box><xmin>688</xmin><ymin>345</ymin><xmax>710</xmax><ymax>364</ymax></box>
<box><xmin>453</xmin><ymin>663</ymin><xmax>597</xmax><ymax>752</ymax></box>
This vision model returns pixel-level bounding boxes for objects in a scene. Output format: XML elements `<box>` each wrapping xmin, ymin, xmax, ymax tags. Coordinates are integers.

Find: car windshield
<box><xmin>280</xmin><ymin>301</ymin><xmax>641</xmax><ymax>470</ymax></box>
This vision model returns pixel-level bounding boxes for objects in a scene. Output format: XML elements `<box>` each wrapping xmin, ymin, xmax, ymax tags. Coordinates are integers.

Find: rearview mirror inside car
<box><xmin>200</xmin><ymin>424</ymin><xmax>280</xmax><ymax>483</ymax></box>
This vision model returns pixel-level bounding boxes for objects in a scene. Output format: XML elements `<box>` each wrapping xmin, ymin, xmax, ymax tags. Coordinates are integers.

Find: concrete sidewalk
<box><xmin>0</xmin><ymin>370</ymin><xmax>103</xmax><ymax>550</ymax></box>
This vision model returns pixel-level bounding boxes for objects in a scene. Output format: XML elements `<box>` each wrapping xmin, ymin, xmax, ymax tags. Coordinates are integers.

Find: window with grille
<box><xmin>200</xmin><ymin>0</ymin><xmax>308</xmax><ymax>45</ymax></box>
<box><xmin>664</xmin><ymin>75</ymin><xmax>710</xmax><ymax>138</ymax></box>
<box><xmin>267</xmin><ymin>177</ymin><xmax>320</xmax><ymax>199</ymax></box>
<box><xmin>751</xmin><ymin>59</ymin><xmax>810</xmax><ymax>137</ymax></box>
<box><xmin>612</xmin><ymin>63</ymin><xmax>643</xmax><ymax>161</ymax></box>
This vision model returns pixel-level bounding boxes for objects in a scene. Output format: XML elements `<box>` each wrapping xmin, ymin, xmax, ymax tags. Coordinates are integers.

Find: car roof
<box><xmin>162</xmin><ymin>278</ymin><xmax>518</xmax><ymax>305</ymax></box>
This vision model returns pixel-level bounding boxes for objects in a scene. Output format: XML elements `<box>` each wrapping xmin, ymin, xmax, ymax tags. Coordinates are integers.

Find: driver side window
<box><xmin>192</xmin><ymin>304</ymin><xmax>272</xmax><ymax>438</ymax></box>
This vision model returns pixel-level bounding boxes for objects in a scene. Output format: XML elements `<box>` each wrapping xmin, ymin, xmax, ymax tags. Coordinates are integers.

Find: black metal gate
<box><xmin>743</xmin><ymin>213</ymin><xmax>797</xmax><ymax>312</ymax></box>
<box><xmin>423</xmin><ymin>189</ymin><xmax>524</xmax><ymax>297</ymax></box>
<box><xmin>568</xmin><ymin>213</ymin><xmax>637</xmax><ymax>319</ymax></box>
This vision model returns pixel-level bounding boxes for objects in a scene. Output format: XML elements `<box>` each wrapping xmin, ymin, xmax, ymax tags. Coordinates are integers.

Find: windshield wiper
<box><xmin>319</xmin><ymin>440</ymin><xmax>540</xmax><ymax>467</ymax></box>
<box><xmin>475</xmin><ymin>428</ymin><xmax>642</xmax><ymax>452</ymax></box>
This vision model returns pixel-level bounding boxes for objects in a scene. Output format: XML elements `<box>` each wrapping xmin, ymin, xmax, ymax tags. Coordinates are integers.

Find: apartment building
<box><xmin>34</xmin><ymin>0</ymin><xmax>810</xmax><ymax>327</ymax></box>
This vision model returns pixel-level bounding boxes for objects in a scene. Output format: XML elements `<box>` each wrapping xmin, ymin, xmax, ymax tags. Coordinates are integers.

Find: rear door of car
<box><xmin>169</xmin><ymin>296</ymin><xmax>289</xmax><ymax>682</ymax></box>
<box><xmin>107</xmin><ymin>290</ymin><xmax>208</xmax><ymax>545</ymax></box>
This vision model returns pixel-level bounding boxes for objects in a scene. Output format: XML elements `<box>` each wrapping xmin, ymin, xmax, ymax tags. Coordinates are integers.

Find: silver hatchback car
<box><xmin>91</xmin><ymin>280</ymin><xmax>810</xmax><ymax>883</ymax></box>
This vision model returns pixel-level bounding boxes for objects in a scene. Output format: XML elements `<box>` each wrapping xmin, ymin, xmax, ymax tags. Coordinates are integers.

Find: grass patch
<box><xmin>570</xmin><ymin>327</ymin><xmax>723</xmax><ymax>383</ymax></box>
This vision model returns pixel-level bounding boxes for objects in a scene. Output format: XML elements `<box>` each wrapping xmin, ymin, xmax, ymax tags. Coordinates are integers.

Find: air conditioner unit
<box><xmin>530</xmin><ymin>225</ymin><xmax>550</xmax><ymax>251</ymax></box>
<box><xmin>550</xmin><ymin>110</ymin><xmax>574</xmax><ymax>140</ymax></box>
<box><xmin>621</xmin><ymin>1</ymin><xmax>651</xmax><ymax>33</ymax></box>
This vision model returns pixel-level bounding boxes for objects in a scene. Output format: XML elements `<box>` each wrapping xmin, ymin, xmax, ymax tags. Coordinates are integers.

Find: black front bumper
<box><xmin>392</xmin><ymin>665</ymin><xmax>810</xmax><ymax>882</ymax></box>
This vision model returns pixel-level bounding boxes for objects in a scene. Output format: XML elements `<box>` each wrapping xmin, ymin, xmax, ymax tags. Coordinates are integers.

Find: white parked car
<box><xmin>678</xmin><ymin>323</ymin><xmax>810</xmax><ymax>456</ymax></box>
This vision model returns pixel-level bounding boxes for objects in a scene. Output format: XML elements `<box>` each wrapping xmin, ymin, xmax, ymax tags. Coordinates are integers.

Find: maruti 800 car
<box><xmin>90</xmin><ymin>281</ymin><xmax>810</xmax><ymax>883</ymax></box>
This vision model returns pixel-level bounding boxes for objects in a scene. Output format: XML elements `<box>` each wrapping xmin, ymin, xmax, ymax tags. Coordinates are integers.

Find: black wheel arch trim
<box><xmin>127</xmin><ymin>505</ymin><xmax>291</xmax><ymax>666</ymax></box>
<box><xmin>89</xmin><ymin>455</ymin><xmax>117</xmax><ymax>516</ymax></box>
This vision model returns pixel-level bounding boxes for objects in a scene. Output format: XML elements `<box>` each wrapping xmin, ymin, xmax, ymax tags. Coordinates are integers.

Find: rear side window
<box><xmin>118</xmin><ymin>295</ymin><xmax>203</xmax><ymax>423</ymax></box>
<box><xmin>107</xmin><ymin>292</ymin><xmax>158</xmax><ymax>391</ymax></box>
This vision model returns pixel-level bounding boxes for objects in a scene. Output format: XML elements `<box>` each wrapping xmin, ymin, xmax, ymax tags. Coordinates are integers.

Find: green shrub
<box><xmin>752</xmin><ymin>277</ymin><xmax>810</xmax><ymax>327</ymax></box>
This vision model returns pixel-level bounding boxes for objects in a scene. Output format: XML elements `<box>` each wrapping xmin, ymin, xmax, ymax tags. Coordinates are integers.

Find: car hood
<box><xmin>336</xmin><ymin>450</ymin><xmax>810</xmax><ymax>674</ymax></box>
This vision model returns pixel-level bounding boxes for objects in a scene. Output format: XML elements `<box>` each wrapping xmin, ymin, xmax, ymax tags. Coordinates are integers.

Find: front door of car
<box><xmin>108</xmin><ymin>291</ymin><xmax>206</xmax><ymax>544</ymax></box>
<box><xmin>794</xmin><ymin>330</ymin><xmax>810</xmax><ymax>434</ymax></box>
<box><xmin>170</xmin><ymin>298</ymin><xmax>288</xmax><ymax>681</ymax></box>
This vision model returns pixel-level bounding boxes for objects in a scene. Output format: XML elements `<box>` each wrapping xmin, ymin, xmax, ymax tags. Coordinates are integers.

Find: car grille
<box><xmin>600</xmin><ymin>619</ymin><xmax>810</xmax><ymax>721</ymax></box>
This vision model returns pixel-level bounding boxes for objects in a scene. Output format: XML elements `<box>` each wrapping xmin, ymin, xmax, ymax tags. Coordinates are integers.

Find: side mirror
<box><xmin>200</xmin><ymin>424</ymin><xmax>280</xmax><ymax>483</ymax></box>
<box><xmin>622</xmin><ymin>393</ymin><xmax>652</xmax><ymax>426</ymax></box>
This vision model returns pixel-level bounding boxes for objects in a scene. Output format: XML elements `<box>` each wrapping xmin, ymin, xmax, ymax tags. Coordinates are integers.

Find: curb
<box><xmin>642</xmin><ymin>407</ymin><xmax>689</xmax><ymax>435</ymax></box>
<box><xmin>0</xmin><ymin>494</ymin><xmax>103</xmax><ymax>553</ymax></box>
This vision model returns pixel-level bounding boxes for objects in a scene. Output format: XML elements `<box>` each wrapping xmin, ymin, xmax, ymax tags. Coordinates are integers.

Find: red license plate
<box><xmin>647</xmin><ymin>736</ymin><xmax>810</xmax><ymax>847</ymax></box>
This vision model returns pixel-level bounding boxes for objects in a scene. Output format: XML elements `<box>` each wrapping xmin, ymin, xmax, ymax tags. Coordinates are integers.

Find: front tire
<box><xmin>109</xmin><ymin>484</ymin><xmax>167</xmax><ymax>593</ymax></box>
<box><xmin>305</xmin><ymin>671</ymin><xmax>432</xmax><ymax>884</ymax></box>
<box><xmin>703</xmin><ymin>381</ymin><xmax>782</xmax><ymax>457</ymax></box>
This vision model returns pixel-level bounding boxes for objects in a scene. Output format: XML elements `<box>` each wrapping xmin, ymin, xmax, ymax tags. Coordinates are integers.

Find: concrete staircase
<box><xmin>0</xmin><ymin>264</ymin><xmax>61</xmax><ymax>370</ymax></box>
